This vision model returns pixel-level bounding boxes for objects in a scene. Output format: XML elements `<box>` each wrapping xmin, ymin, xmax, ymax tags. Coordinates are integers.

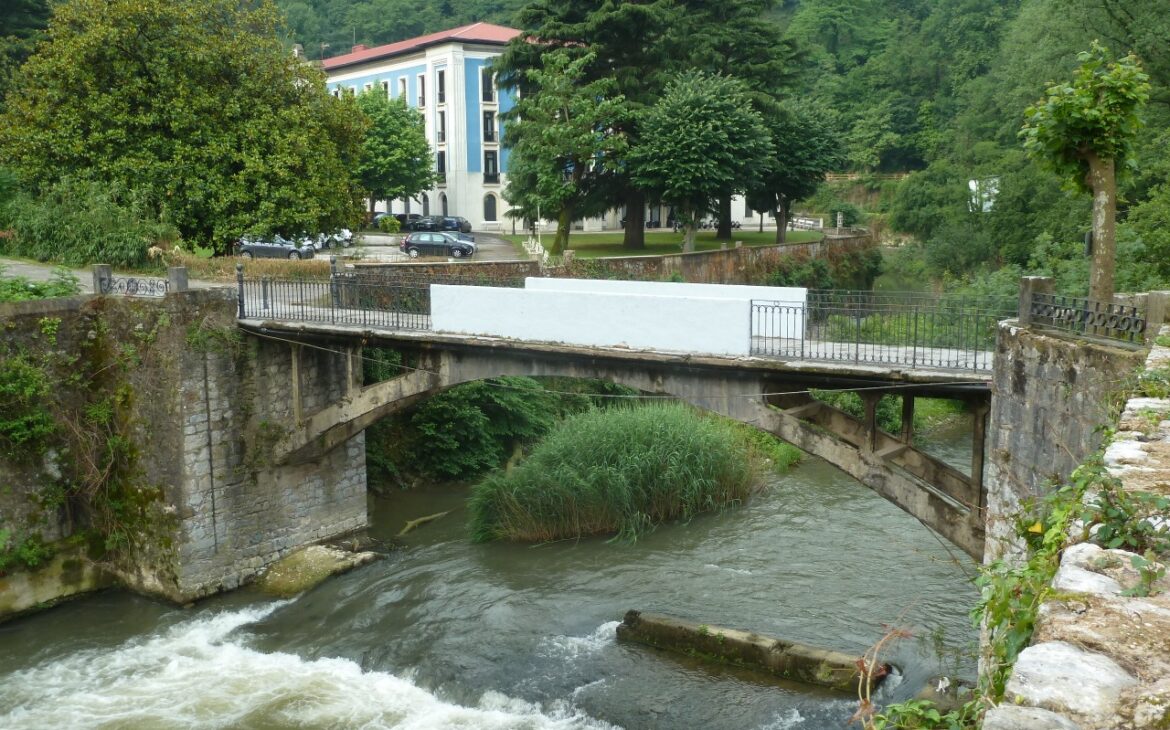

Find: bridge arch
<box><xmin>273</xmin><ymin>342</ymin><xmax>985</xmax><ymax>558</ymax></box>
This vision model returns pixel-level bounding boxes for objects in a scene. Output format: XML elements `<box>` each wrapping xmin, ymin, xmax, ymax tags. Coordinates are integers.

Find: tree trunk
<box><xmin>369</xmin><ymin>197</ymin><xmax>377</xmax><ymax>222</ymax></box>
<box><xmin>716</xmin><ymin>193</ymin><xmax>732</xmax><ymax>240</ymax></box>
<box><xmin>775</xmin><ymin>197</ymin><xmax>789</xmax><ymax>245</ymax></box>
<box><xmin>623</xmin><ymin>190</ymin><xmax>646</xmax><ymax>250</ymax></box>
<box><xmin>1086</xmin><ymin>153</ymin><xmax>1117</xmax><ymax>303</ymax></box>
<box><xmin>683</xmin><ymin>224</ymin><xmax>697</xmax><ymax>252</ymax></box>
<box><xmin>554</xmin><ymin>206</ymin><xmax>572</xmax><ymax>254</ymax></box>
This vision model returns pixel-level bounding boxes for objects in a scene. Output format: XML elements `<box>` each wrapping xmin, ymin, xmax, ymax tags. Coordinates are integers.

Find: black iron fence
<box><xmin>235</xmin><ymin>265</ymin><xmax>525</xmax><ymax>330</ymax></box>
<box><xmin>751</xmin><ymin>290</ymin><xmax>1017</xmax><ymax>371</ymax></box>
<box><xmin>1029</xmin><ymin>292</ymin><xmax>1146</xmax><ymax>344</ymax></box>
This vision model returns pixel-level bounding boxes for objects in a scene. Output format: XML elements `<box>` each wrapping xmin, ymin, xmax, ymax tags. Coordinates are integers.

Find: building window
<box><xmin>436</xmin><ymin>151</ymin><xmax>446</xmax><ymax>185</ymax></box>
<box><xmin>398</xmin><ymin>78</ymin><xmax>407</xmax><ymax>100</ymax></box>
<box><xmin>437</xmin><ymin>111</ymin><xmax>445</xmax><ymax>143</ymax></box>
<box><xmin>363</xmin><ymin>82</ymin><xmax>373</xmax><ymax>93</ymax></box>
<box><xmin>484</xmin><ymin>150</ymin><xmax>499</xmax><ymax>183</ymax></box>
<box><xmin>481</xmin><ymin>68</ymin><xmax>494</xmax><ymax>103</ymax></box>
<box><xmin>484</xmin><ymin>194</ymin><xmax>497</xmax><ymax>222</ymax></box>
<box><xmin>483</xmin><ymin>111</ymin><xmax>496</xmax><ymax>142</ymax></box>
<box><xmin>417</xmin><ymin>74</ymin><xmax>425</xmax><ymax>107</ymax></box>
<box><xmin>381</xmin><ymin>80</ymin><xmax>390</xmax><ymax>98</ymax></box>
<box><xmin>422</xmin><ymin>193</ymin><xmax>430</xmax><ymax>217</ymax></box>
<box><xmin>346</xmin><ymin>86</ymin><xmax>356</xmax><ymax>96</ymax></box>
<box><xmin>440</xmin><ymin>193</ymin><xmax>448</xmax><ymax>216</ymax></box>
<box><xmin>330</xmin><ymin>88</ymin><xmax>340</xmax><ymax>98</ymax></box>
<box><xmin>437</xmin><ymin>70</ymin><xmax>446</xmax><ymax>104</ymax></box>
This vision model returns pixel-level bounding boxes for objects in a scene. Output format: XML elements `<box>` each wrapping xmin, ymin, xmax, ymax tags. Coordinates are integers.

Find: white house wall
<box><xmin>430</xmin><ymin>285</ymin><xmax>752</xmax><ymax>356</ymax></box>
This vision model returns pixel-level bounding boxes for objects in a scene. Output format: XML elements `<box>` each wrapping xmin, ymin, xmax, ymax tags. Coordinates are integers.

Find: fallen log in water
<box><xmin>615</xmin><ymin>609</ymin><xmax>891</xmax><ymax>693</ymax></box>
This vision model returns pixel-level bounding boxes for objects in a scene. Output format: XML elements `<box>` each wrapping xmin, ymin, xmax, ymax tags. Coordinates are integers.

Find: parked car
<box><xmin>236</xmin><ymin>235</ymin><xmax>316</xmax><ymax>259</ymax></box>
<box><xmin>437</xmin><ymin>216</ymin><xmax>472</xmax><ymax>234</ymax></box>
<box><xmin>395</xmin><ymin>213</ymin><xmax>425</xmax><ymax>229</ymax></box>
<box><xmin>400</xmin><ymin>231</ymin><xmax>475</xmax><ymax>258</ymax></box>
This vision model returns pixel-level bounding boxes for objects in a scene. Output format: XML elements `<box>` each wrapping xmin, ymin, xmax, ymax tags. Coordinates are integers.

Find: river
<box><xmin>0</xmin><ymin>429</ymin><xmax>978</xmax><ymax>729</ymax></box>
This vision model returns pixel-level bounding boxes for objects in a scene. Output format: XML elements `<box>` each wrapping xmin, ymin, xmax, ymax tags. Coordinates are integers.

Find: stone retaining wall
<box><xmin>0</xmin><ymin>291</ymin><xmax>367</xmax><ymax>618</ymax></box>
<box><xmin>984</xmin><ymin>327</ymin><xmax>1170</xmax><ymax>730</ymax></box>
<box><xmin>985</xmin><ymin>323</ymin><xmax>1147</xmax><ymax>560</ymax></box>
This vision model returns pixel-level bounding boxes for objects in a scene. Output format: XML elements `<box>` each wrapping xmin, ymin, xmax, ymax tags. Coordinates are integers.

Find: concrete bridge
<box><xmin>235</xmin><ymin>272</ymin><xmax>1011</xmax><ymax>559</ymax></box>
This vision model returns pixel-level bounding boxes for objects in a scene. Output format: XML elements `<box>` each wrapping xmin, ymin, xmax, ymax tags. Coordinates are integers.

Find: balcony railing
<box><xmin>483</xmin><ymin>173</ymin><xmax>499</xmax><ymax>184</ymax></box>
<box><xmin>484</xmin><ymin>129</ymin><xmax>497</xmax><ymax>142</ymax></box>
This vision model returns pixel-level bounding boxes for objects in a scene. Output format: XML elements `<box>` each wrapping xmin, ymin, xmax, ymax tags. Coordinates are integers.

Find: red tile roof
<box><xmin>322</xmin><ymin>23</ymin><xmax>521</xmax><ymax>71</ymax></box>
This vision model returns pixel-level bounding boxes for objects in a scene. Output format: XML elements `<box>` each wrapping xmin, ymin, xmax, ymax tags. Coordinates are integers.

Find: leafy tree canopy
<box><xmin>502</xmin><ymin>50</ymin><xmax>629</xmax><ymax>254</ymax></box>
<box><xmin>628</xmin><ymin>71</ymin><xmax>772</xmax><ymax>250</ymax></box>
<box><xmin>0</xmin><ymin>0</ymin><xmax>367</xmax><ymax>254</ymax></box>
<box><xmin>354</xmin><ymin>91</ymin><xmax>436</xmax><ymax>217</ymax></box>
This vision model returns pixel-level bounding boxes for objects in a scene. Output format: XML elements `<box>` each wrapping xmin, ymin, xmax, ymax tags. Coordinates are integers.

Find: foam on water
<box><xmin>0</xmin><ymin>602</ymin><xmax>618</xmax><ymax>730</ymax></box>
<box><xmin>538</xmin><ymin>622</ymin><xmax>620</xmax><ymax>661</ymax></box>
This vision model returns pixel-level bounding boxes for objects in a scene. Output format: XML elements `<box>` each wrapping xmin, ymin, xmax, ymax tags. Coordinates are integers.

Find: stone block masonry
<box><xmin>984</xmin><ymin>327</ymin><xmax>1170</xmax><ymax>730</ymax></box>
<box><xmin>0</xmin><ymin>290</ymin><xmax>368</xmax><ymax>617</ymax></box>
<box><xmin>985</xmin><ymin>322</ymin><xmax>1146</xmax><ymax>560</ymax></box>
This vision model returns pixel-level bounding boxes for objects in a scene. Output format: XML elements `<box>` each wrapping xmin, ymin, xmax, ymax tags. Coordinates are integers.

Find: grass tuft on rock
<box><xmin>468</xmin><ymin>402</ymin><xmax>798</xmax><ymax>543</ymax></box>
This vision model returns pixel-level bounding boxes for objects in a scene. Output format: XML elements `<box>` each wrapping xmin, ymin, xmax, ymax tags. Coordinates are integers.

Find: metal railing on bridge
<box><xmin>235</xmin><ymin>264</ymin><xmax>523</xmax><ymax>330</ymax></box>
<box><xmin>751</xmin><ymin>290</ymin><xmax>1017</xmax><ymax>371</ymax></box>
<box><xmin>235</xmin><ymin>265</ymin><xmax>1019</xmax><ymax>372</ymax></box>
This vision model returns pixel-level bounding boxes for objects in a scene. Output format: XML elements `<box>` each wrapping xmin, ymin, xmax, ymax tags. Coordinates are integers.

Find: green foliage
<box><xmin>0</xmin><ymin>353</ymin><xmax>56</xmax><ymax>458</ymax></box>
<box><xmin>872</xmin><ymin>697</ymin><xmax>978</xmax><ymax>730</ymax></box>
<box><xmin>355</xmin><ymin>92</ymin><xmax>436</xmax><ymax>216</ymax></box>
<box><xmin>0</xmin><ymin>0</ymin><xmax>365</xmax><ymax>255</ymax></box>
<box><xmin>408</xmin><ymin>377</ymin><xmax>564</xmax><ymax>479</ymax></box>
<box><xmin>1123</xmin><ymin>551</ymin><xmax>1165</xmax><ymax>598</ymax></box>
<box><xmin>767</xmin><ymin>258</ymin><xmax>834</xmax><ymax>289</ymax></box>
<box><xmin>628</xmin><ymin>71</ymin><xmax>772</xmax><ymax>249</ymax></box>
<box><xmin>1080</xmin><ymin>479</ymin><xmax>1170</xmax><ymax>554</ymax></box>
<box><xmin>377</xmin><ymin>215</ymin><xmax>401</xmax><ymax>234</ymax></box>
<box><xmin>1</xmin><ymin>178</ymin><xmax>178</xmax><ymax>267</ymax></box>
<box><xmin>0</xmin><ymin>531</ymin><xmax>54</xmax><ymax>572</ymax></box>
<box><xmin>0</xmin><ymin>265</ymin><xmax>80</xmax><ymax>302</ymax></box>
<box><xmin>1020</xmin><ymin>43</ymin><xmax>1150</xmax><ymax>193</ymax></box>
<box><xmin>502</xmin><ymin>49</ymin><xmax>629</xmax><ymax>254</ymax></box>
<box><xmin>467</xmin><ymin>402</ymin><xmax>771</xmax><ymax>543</ymax></box>
<box><xmin>362</xmin><ymin>347</ymin><xmax>403</xmax><ymax>385</ymax></box>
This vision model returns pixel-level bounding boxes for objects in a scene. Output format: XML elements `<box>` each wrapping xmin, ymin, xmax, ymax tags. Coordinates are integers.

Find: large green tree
<box><xmin>355</xmin><ymin>91</ymin><xmax>436</xmax><ymax>220</ymax></box>
<box><xmin>502</xmin><ymin>50</ymin><xmax>628</xmax><ymax>254</ymax></box>
<box><xmin>0</xmin><ymin>0</ymin><xmax>366</xmax><ymax>255</ymax></box>
<box><xmin>628</xmin><ymin>71</ymin><xmax>772</xmax><ymax>251</ymax></box>
<box><xmin>1020</xmin><ymin>42</ymin><xmax>1149</xmax><ymax>302</ymax></box>
<box><xmin>747</xmin><ymin>102</ymin><xmax>842</xmax><ymax>243</ymax></box>
<box><xmin>493</xmin><ymin>0</ymin><xmax>678</xmax><ymax>250</ymax></box>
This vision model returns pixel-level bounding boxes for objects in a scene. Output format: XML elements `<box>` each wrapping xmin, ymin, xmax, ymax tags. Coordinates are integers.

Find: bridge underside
<box><xmin>257</xmin><ymin>327</ymin><xmax>988</xmax><ymax>560</ymax></box>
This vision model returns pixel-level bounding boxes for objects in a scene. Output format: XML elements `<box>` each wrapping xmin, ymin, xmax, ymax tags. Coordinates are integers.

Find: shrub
<box><xmin>468</xmin><ymin>402</ymin><xmax>775</xmax><ymax>543</ymax></box>
<box><xmin>1</xmin><ymin>178</ymin><xmax>178</xmax><ymax>267</ymax></box>
<box><xmin>0</xmin><ymin>265</ymin><xmax>80</xmax><ymax>302</ymax></box>
<box><xmin>378</xmin><ymin>215</ymin><xmax>401</xmax><ymax>233</ymax></box>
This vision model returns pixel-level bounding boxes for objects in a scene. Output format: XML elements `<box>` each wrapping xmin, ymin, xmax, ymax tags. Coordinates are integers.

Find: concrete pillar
<box><xmin>900</xmin><ymin>395</ymin><xmax>915</xmax><ymax>444</ymax></box>
<box><xmin>93</xmin><ymin>264</ymin><xmax>112</xmax><ymax>295</ymax></box>
<box><xmin>1146</xmin><ymin>292</ymin><xmax>1169</xmax><ymax>342</ymax></box>
<box><xmin>971</xmin><ymin>401</ymin><xmax>990</xmax><ymax>511</ymax></box>
<box><xmin>1017</xmin><ymin>277</ymin><xmax>1054</xmax><ymax>328</ymax></box>
<box><xmin>167</xmin><ymin>267</ymin><xmax>188</xmax><ymax>293</ymax></box>
<box><xmin>861</xmin><ymin>392</ymin><xmax>880</xmax><ymax>453</ymax></box>
<box><xmin>291</xmin><ymin>344</ymin><xmax>303</xmax><ymax>423</ymax></box>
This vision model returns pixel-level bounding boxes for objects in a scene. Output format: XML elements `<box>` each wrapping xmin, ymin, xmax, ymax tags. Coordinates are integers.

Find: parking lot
<box><xmin>353</xmin><ymin>232</ymin><xmax>520</xmax><ymax>262</ymax></box>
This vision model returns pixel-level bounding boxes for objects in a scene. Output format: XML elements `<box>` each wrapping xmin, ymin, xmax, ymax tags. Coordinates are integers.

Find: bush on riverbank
<box><xmin>468</xmin><ymin>402</ymin><xmax>799</xmax><ymax>542</ymax></box>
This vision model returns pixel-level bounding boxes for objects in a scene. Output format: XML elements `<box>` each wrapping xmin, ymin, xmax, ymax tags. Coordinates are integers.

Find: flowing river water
<box><xmin>0</xmin><ymin>426</ymin><xmax>978</xmax><ymax>729</ymax></box>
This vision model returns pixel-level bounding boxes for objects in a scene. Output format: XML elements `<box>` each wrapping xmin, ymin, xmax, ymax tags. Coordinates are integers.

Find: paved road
<box><xmin>1</xmin><ymin>232</ymin><xmax>527</xmax><ymax>293</ymax></box>
<box><xmin>355</xmin><ymin>231</ymin><xmax>521</xmax><ymax>262</ymax></box>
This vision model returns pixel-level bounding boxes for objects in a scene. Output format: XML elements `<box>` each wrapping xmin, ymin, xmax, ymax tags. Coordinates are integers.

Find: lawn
<box><xmin>499</xmin><ymin>229</ymin><xmax>824</xmax><ymax>258</ymax></box>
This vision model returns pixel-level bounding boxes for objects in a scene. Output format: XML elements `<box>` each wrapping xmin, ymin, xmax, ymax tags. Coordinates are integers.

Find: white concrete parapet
<box><xmin>524</xmin><ymin>278</ymin><xmax>807</xmax><ymax>339</ymax></box>
<box><xmin>430</xmin><ymin>284</ymin><xmax>753</xmax><ymax>356</ymax></box>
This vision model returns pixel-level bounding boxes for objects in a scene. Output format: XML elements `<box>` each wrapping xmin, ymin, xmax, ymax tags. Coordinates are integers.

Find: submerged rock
<box><xmin>255</xmin><ymin>544</ymin><xmax>378</xmax><ymax>598</ymax></box>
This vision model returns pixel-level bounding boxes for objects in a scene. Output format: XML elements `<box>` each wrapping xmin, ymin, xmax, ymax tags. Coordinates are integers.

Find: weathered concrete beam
<box><xmin>276</xmin><ymin>366</ymin><xmax>439</xmax><ymax>465</ymax></box>
<box><xmin>752</xmin><ymin>402</ymin><xmax>984</xmax><ymax>559</ymax></box>
<box><xmin>616</xmin><ymin>610</ymin><xmax>889</xmax><ymax>693</ymax></box>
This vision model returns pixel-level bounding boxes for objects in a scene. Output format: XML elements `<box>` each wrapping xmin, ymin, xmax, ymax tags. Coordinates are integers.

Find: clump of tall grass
<box><xmin>468</xmin><ymin>402</ymin><xmax>796</xmax><ymax>543</ymax></box>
